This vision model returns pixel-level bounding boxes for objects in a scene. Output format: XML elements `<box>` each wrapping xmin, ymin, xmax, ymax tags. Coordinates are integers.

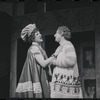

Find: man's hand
<box><xmin>51</xmin><ymin>59</ymin><xmax>57</xmax><ymax>66</ymax></box>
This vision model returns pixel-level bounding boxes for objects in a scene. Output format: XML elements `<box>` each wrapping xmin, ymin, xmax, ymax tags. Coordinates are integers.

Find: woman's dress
<box><xmin>15</xmin><ymin>42</ymin><xmax>51</xmax><ymax>98</ymax></box>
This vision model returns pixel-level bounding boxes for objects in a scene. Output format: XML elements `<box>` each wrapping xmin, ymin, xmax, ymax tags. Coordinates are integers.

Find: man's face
<box><xmin>54</xmin><ymin>30</ymin><xmax>62</xmax><ymax>43</ymax></box>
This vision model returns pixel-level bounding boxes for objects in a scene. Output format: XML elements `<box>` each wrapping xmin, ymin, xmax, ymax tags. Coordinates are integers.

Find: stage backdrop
<box><xmin>10</xmin><ymin>6</ymin><xmax>100</xmax><ymax>98</ymax></box>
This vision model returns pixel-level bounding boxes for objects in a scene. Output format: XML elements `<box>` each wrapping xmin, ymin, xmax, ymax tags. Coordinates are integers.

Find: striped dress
<box><xmin>50</xmin><ymin>40</ymin><xmax>83</xmax><ymax>98</ymax></box>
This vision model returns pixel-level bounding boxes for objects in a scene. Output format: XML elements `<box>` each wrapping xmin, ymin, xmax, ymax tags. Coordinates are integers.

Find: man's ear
<box><xmin>61</xmin><ymin>31</ymin><xmax>63</xmax><ymax>36</ymax></box>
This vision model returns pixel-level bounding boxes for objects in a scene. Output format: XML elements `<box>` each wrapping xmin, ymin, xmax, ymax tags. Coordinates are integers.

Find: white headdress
<box><xmin>21</xmin><ymin>23</ymin><xmax>36</xmax><ymax>41</ymax></box>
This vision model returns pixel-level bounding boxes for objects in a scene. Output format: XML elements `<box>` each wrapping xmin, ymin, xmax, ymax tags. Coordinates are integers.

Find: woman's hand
<box><xmin>51</xmin><ymin>59</ymin><xmax>57</xmax><ymax>66</ymax></box>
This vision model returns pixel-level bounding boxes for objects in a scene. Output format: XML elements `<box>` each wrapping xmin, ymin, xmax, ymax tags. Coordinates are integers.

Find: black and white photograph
<box><xmin>0</xmin><ymin>0</ymin><xmax>100</xmax><ymax>99</ymax></box>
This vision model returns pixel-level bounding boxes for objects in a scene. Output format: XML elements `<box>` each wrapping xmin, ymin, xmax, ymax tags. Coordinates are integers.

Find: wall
<box><xmin>0</xmin><ymin>3</ymin><xmax>13</xmax><ymax>16</ymax></box>
<box><xmin>95</xmin><ymin>6</ymin><xmax>100</xmax><ymax>97</ymax></box>
<box><xmin>0</xmin><ymin>11</ymin><xmax>12</xmax><ymax>98</ymax></box>
<box><xmin>0</xmin><ymin>2</ymin><xmax>24</xmax><ymax>16</ymax></box>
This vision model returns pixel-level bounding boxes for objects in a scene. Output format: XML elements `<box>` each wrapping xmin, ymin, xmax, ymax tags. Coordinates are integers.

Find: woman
<box><xmin>15</xmin><ymin>23</ymin><xmax>56</xmax><ymax>98</ymax></box>
<box><xmin>50</xmin><ymin>26</ymin><xmax>83</xmax><ymax>98</ymax></box>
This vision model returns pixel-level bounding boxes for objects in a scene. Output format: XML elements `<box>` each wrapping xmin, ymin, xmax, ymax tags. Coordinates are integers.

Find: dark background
<box><xmin>0</xmin><ymin>12</ymin><xmax>11</xmax><ymax>98</ymax></box>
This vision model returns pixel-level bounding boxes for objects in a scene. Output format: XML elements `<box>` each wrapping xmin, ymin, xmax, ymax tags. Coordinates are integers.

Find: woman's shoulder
<box><xmin>31</xmin><ymin>44</ymin><xmax>39</xmax><ymax>49</ymax></box>
<box><xmin>29</xmin><ymin>45</ymin><xmax>41</xmax><ymax>54</ymax></box>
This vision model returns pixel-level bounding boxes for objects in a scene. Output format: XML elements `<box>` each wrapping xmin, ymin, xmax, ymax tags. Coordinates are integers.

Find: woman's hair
<box><xmin>57</xmin><ymin>26</ymin><xmax>71</xmax><ymax>40</ymax></box>
<box><xmin>28</xmin><ymin>28</ymin><xmax>39</xmax><ymax>43</ymax></box>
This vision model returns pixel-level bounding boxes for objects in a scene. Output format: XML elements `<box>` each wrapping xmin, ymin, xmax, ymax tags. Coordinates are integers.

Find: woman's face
<box><xmin>34</xmin><ymin>31</ymin><xmax>43</xmax><ymax>43</ymax></box>
<box><xmin>54</xmin><ymin>30</ymin><xmax>62</xmax><ymax>43</ymax></box>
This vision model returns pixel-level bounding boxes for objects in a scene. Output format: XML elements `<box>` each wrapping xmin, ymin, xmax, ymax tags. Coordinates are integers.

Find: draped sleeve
<box><xmin>56</xmin><ymin>43</ymin><xmax>77</xmax><ymax>68</ymax></box>
<box><xmin>30</xmin><ymin>46</ymin><xmax>41</xmax><ymax>55</ymax></box>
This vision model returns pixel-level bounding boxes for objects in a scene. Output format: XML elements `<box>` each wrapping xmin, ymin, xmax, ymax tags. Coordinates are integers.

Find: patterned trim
<box><xmin>50</xmin><ymin>82</ymin><xmax>81</xmax><ymax>95</ymax></box>
<box><xmin>52</xmin><ymin>73</ymin><xmax>81</xmax><ymax>85</ymax></box>
<box><xmin>33</xmin><ymin>82</ymin><xmax>42</xmax><ymax>93</ymax></box>
<box><xmin>16</xmin><ymin>81</ymin><xmax>33</xmax><ymax>92</ymax></box>
<box><xmin>16</xmin><ymin>81</ymin><xmax>42</xmax><ymax>93</ymax></box>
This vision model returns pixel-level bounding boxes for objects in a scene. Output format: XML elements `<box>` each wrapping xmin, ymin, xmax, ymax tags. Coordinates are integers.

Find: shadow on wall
<box><xmin>0</xmin><ymin>11</ymin><xmax>12</xmax><ymax>98</ymax></box>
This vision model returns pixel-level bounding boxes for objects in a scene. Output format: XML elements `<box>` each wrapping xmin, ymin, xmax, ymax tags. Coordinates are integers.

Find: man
<box><xmin>50</xmin><ymin>26</ymin><xmax>83</xmax><ymax>98</ymax></box>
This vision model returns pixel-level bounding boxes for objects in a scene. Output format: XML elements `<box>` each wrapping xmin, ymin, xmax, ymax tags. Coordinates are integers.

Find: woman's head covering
<box><xmin>21</xmin><ymin>23</ymin><xmax>36</xmax><ymax>41</ymax></box>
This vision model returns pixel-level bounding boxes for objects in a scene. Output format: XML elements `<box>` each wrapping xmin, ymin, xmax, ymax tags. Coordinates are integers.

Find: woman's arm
<box><xmin>31</xmin><ymin>46</ymin><xmax>54</xmax><ymax>67</ymax></box>
<box><xmin>34</xmin><ymin>53</ymin><xmax>54</xmax><ymax>67</ymax></box>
